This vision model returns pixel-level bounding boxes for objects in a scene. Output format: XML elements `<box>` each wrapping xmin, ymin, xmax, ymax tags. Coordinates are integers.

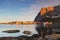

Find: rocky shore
<box><xmin>0</xmin><ymin>34</ymin><xmax>60</xmax><ymax>40</ymax></box>
<box><xmin>0</xmin><ymin>34</ymin><xmax>46</xmax><ymax>40</ymax></box>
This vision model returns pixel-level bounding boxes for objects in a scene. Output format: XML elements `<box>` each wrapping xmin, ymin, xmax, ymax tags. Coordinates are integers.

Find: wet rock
<box><xmin>2</xmin><ymin>30</ymin><xmax>20</xmax><ymax>33</ymax></box>
<box><xmin>23</xmin><ymin>31</ymin><xmax>31</xmax><ymax>35</ymax></box>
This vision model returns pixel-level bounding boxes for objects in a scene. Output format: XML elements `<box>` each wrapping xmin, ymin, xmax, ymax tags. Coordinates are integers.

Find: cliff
<box><xmin>34</xmin><ymin>5</ymin><xmax>60</xmax><ymax>22</ymax></box>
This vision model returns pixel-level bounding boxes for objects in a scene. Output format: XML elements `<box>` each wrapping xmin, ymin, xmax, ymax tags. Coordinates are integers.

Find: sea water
<box><xmin>0</xmin><ymin>24</ymin><xmax>38</xmax><ymax>37</ymax></box>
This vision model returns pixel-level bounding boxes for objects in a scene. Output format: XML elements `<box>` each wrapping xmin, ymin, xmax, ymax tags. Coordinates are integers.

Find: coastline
<box><xmin>0</xmin><ymin>34</ymin><xmax>60</xmax><ymax>40</ymax></box>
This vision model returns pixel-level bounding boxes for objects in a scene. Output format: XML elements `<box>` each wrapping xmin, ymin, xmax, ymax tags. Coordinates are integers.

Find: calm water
<box><xmin>0</xmin><ymin>24</ymin><xmax>38</xmax><ymax>37</ymax></box>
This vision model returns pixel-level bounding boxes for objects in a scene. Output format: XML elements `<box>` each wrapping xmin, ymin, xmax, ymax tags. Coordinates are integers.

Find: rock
<box><xmin>23</xmin><ymin>31</ymin><xmax>31</xmax><ymax>35</ymax></box>
<box><xmin>34</xmin><ymin>5</ymin><xmax>60</xmax><ymax>39</ymax></box>
<box><xmin>2</xmin><ymin>30</ymin><xmax>20</xmax><ymax>33</ymax></box>
<box><xmin>34</xmin><ymin>5</ymin><xmax>60</xmax><ymax>22</ymax></box>
<box><xmin>0</xmin><ymin>34</ymin><xmax>59</xmax><ymax>40</ymax></box>
<box><xmin>31</xmin><ymin>34</ymin><xmax>40</xmax><ymax>38</ymax></box>
<box><xmin>40</xmin><ymin>8</ymin><xmax>47</xmax><ymax>16</ymax></box>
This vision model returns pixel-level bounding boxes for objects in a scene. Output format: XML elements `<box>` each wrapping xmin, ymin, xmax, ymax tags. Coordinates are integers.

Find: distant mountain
<box><xmin>34</xmin><ymin>5</ymin><xmax>60</xmax><ymax>22</ymax></box>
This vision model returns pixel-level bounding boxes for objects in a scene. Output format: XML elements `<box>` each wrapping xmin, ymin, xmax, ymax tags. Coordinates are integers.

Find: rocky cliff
<box><xmin>34</xmin><ymin>5</ymin><xmax>60</xmax><ymax>22</ymax></box>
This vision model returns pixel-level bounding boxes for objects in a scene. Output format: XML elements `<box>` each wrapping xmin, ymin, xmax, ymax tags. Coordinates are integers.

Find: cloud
<box><xmin>1</xmin><ymin>0</ymin><xmax>60</xmax><ymax>22</ymax></box>
<box><xmin>18</xmin><ymin>0</ymin><xmax>27</xmax><ymax>1</ymax></box>
<box><xmin>18</xmin><ymin>4</ymin><xmax>41</xmax><ymax>21</ymax></box>
<box><xmin>35</xmin><ymin>0</ymin><xmax>60</xmax><ymax>6</ymax></box>
<box><xmin>18</xmin><ymin>0</ymin><xmax>60</xmax><ymax>21</ymax></box>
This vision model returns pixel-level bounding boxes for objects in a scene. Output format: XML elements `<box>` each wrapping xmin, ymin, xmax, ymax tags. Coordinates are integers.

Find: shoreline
<box><xmin>0</xmin><ymin>34</ymin><xmax>60</xmax><ymax>40</ymax></box>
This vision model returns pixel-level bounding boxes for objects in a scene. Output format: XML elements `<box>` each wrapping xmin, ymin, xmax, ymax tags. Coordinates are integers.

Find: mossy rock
<box><xmin>3</xmin><ymin>30</ymin><xmax>20</xmax><ymax>33</ymax></box>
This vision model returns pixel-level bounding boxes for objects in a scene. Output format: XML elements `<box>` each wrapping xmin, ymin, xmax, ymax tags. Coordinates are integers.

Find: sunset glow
<box><xmin>0</xmin><ymin>0</ymin><xmax>60</xmax><ymax>22</ymax></box>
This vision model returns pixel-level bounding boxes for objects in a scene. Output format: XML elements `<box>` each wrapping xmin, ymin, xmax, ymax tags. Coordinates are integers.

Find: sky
<box><xmin>0</xmin><ymin>0</ymin><xmax>60</xmax><ymax>22</ymax></box>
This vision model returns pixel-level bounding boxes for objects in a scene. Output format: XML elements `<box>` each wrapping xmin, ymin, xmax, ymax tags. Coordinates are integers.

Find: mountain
<box><xmin>34</xmin><ymin>5</ymin><xmax>60</xmax><ymax>22</ymax></box>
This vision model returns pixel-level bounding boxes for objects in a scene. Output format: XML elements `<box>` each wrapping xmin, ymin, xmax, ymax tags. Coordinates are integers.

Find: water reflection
<box><xmin>0</xmin><ymin>24</ymin><xmax>38</xmax><ymax>37</ymax></box>
<box><xmin>35</xmin><ymin>22</ymin><xmax>53</xmax><ymax>38</ymax></box>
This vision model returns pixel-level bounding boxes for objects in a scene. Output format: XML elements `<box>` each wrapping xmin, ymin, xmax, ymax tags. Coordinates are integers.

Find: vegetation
<box><xmin>42</xmin><ymin>17</ymin><xmax>60</xmax><ymax>23</ymax></box>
